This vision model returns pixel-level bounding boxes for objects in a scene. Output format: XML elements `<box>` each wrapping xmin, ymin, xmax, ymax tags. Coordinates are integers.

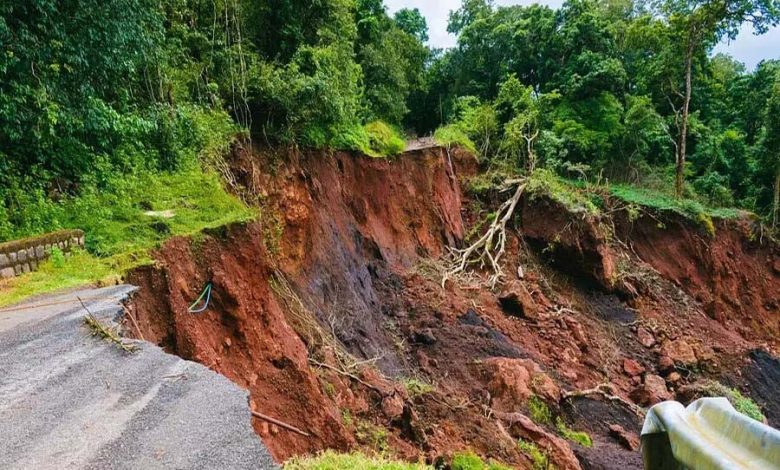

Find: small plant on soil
<box><xmin>356</xmin><ymin>420</ymin><xmax>390</xmax><ymax>453</ymax></box>
<box><xmin>555</xmin><ymin>417</ymin><xmax>593</xmax><ymax>447</ymax></box>
<box><xmin>451</xmin><ymin>451</ymin><xmax>512</xmax><ymax>470</ymax></box>
<box><xmin>284</xmin><ymin>450</ymin><xmax>432</xmax><ymax>470</ymax></box>
<box><xmin>517</xmin><ymin>439</ymin><xmax>555</xmax><ymax>470</ymax></box>
<box><xmin>401</xmin><ymin>377</ymin><xmax>434</xmax><ymax>398</ymax></box>
<box><xmin>528</xmin><ymin>395</ymin><xmax>553</xmax><ymax>425</ymax></box>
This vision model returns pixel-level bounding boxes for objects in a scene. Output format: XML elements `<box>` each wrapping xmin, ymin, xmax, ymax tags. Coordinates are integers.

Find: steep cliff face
<box><xmin>125</xmin><ymin>145</ymin><xmax>780</xmax><ymax>468</ymax></box>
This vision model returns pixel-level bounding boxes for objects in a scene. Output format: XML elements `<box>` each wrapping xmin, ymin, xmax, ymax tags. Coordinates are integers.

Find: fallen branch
<box><xmin>562</xmin><ymin>383</ymin><xmax>645</xmax><ymax>417</ymax></box>
<box><xmin>80</xmin><ymin>297</ymin><xmax>138</xmax><ymax>353</ymax></box>
<box><xmin>251</xmin><ymin>411</ymin><xmax>311</xmax><ymax>437</ymax></box>
<box><xmin>443</xmin><ymin>180</ymin><xmax>526</xmax><ymax>289</ymax></box>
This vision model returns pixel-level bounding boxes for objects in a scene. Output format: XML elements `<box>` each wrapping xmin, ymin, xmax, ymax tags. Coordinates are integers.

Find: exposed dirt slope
<box><xmin>125</xmin><ymin>145</ymin><xmax>780</xmax><ymax>469</ymax></box>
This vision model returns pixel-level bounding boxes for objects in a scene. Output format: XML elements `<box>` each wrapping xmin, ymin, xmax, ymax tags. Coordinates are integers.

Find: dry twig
<box><xmin>562</xmin><ymin>383</ymin><xmax>645</xmax><ymax>417</ymax></box>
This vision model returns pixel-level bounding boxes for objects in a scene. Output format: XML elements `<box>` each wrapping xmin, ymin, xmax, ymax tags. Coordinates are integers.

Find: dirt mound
<box><xmin>125</xmin><ymin>146</ymin><xmax>780</xmax><ymax>468</ymax></box>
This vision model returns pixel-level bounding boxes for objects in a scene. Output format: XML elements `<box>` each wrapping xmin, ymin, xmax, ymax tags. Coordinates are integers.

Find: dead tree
<box><xmin>443</xmin><ymin>179</ymin><xmax>526</xmax><ymax>289</ymax></box>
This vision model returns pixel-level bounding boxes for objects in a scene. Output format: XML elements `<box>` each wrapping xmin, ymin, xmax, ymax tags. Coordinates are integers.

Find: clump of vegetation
<box><xmin>528</xmin><ymin>395</ymin><xmax>553</xmax><ymax>426</ymax></box>
<box><xmin>555</xmin><ymin>417</ymin><xmax>592</xmax><ymax>447</ymax></box>
<box><xmin>526</xmin><ymin>170</ymin><xmax>600</xmax><ymax>215</ymax></box>
<box><xmin>451</xmin><ymin>451</ymin><xmax>512</xmax><ymax>470</ymax></box>
<box><xmin>84</xmin><ymin>313</ymin><xmax>138</xmax><ymax>353</ymax></box>
<box><xmin>517</xmin><ymin>439</ymin><xmax>554</xmax><ymax>470</ymax></box>
<box><xmin>401</xmin><ymin>377</ymin><xmax>434</xmax><ymax>398</ymax></box>
<box><xmin>356</xmin><ymin>420</ymin><xmax>390</xmax><ymax>454</ymax></box>
<box><xmin>364</xmin><ymin>121</ymin><xmax>406</xmax><ymax>157</ymax></box>
<box><xmin>434</xmin><ymin>125</ymin><xmax>477</xmax><ymax>154</ymax></box>
<box><xmin>689</xmin><ymin>381</ymin><xmax>766</xmax><ymax>422</ymax></box>
<box><xmin>284</xmin><ymin>450</ymin><xmax>431</xmax><ymax>470</ymax></box>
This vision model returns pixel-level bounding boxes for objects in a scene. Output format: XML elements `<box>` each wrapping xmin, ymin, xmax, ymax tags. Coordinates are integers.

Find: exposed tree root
<box><xmin>443</xmin><ymin>179</ymin><xmax>526</xmax><ymax>289</ymax></box>
<box><xmin>562</xmin><ymin>383</ymin><xmax>645</xmax><ymax>418</ymax></box>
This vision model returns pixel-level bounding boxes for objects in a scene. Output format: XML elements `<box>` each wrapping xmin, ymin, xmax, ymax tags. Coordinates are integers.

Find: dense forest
<box><xmin>1</xmin><ymin>0</ymin><xmax>780</xmax><ymax>245</ymax></box>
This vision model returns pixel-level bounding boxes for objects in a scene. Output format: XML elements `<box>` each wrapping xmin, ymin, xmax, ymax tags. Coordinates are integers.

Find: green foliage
<box><xmin>284</xmin><ymin>450</ymin><xmax>432</xmax><ymax>470</ymax></box>
<box><xmin>365</xmin><ymin>121</ymin><xmax>406</xmax><ymax>157</ymax></box>
<box><xmin>527</xmin><ymin>170</ymin><xmax>600</xmax><ymax>215</ymax></box>
<box><xmin>451</xmin><ymin>452</ymin><xmax>512</xmax><ymax>470</ymax></box>
<box><xmin>434</xmin><ymin>125</ymin><xmax>477</xmax><ymax>154</ymax></box>
<box><xmin>527</xmin><ymin>395</ymin><xmax>553</xmax><ymax>426</ymax></box>
<box><xmin>517</xmin><ymin>439</ymin><xmax>554</xmax><ymax>470</ymax></box>
<box><xmin>692</xmin><ymin>381</ymin><xmax>766</xmax><ymax>422</ymax></box>
<box><xmin>356</xmin><ymin>420</ymin><xmax>390</xmax><ymax>453</ymax></box>
<box><xmin>556</xmin><ymin>417</ymin><xmax>593</xmax><ymax>448</ymax></box>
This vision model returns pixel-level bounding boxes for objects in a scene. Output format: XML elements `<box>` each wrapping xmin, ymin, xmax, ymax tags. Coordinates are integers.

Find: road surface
<box><xmin>0</xmin><ymin>285</ymin><xmax>277</xmax><ymax>469</ymax></box>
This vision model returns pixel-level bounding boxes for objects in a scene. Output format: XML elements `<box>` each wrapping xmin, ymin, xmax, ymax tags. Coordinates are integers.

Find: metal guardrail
<box><xmin>641</xmin><ymin>398</ymin><xmax>780</xmax><ymax>469</ymax></box>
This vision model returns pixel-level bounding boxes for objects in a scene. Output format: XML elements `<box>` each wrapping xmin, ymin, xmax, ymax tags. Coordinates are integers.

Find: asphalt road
<box><xmin>0</xmin><ymin>285</ymin><xmax>277</xmax><ymax>469</ymax></box>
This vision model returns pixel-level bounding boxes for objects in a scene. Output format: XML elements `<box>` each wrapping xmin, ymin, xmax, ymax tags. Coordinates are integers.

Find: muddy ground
<box><xmin>124</xmin><ymin>145</ymin><xmax>780</xmax><ymax>469</ymax></box>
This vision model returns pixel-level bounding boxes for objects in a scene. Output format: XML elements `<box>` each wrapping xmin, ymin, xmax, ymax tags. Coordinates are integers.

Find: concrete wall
<box><xmin>0</xmin><ymin>230</ymin><xmax>85</xmax><ymax>279</ymax></box>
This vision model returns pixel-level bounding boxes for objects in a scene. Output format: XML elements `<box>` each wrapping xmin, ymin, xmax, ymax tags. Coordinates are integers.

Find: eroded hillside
<box><xmin>124</xmin><ymin>145</ymin><xmax>780</xmax><ymax>469</ymax></box>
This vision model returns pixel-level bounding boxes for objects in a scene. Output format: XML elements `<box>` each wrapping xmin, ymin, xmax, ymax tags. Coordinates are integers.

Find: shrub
<box><xmin>365</xmin><ymin>121</ymin><xmax>406</xmax><ymax>156</ymax></box>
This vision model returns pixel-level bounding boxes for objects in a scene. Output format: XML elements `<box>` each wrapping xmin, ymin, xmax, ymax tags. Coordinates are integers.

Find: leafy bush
<box><xmin>365</xmin><ymin>121</ymin><xmax>406</xmax><ymax>157</ymax></box>
<box><xmin>284</xmin><ymin>450</ymin><xmax>431</xmax><ymax>470</ymax></box>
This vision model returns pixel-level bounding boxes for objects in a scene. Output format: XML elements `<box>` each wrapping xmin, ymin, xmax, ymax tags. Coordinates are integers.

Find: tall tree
<box><xmin>656</xmin><ymin>0</ymin><xmax>780</xmax><ymax>197</ymax></box>
<box><xmin>761</xmin><ymin>74</ymin><xmax>780</xmax><ymax>227</ymax></box>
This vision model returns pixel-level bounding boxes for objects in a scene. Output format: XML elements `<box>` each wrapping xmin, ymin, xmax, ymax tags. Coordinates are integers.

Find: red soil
<box><xmin>125</xmin><ymin>144</ymin><xmax>780</xmax><ymax>468</ymax></box>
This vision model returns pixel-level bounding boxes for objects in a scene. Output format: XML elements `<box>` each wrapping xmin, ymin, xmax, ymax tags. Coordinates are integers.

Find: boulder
<box><xmin>622</xmin><ymin>358</ymin><xmax>645</xmax><ymax>377</ymax></box>
<box><xmin>637</xmin><ymin>327</ymin><xmax>656</xmax><ymax>348</ymax></box>
<box><xmin>496</xmin><ymin>411</ymin><xmax>583</xmax><ymax>470</ymax></box>
<box><xmin>498</xmin><ymin>281</ymin><xmax>540</xmax><ymax>320</ymax></box>
<box><xmin>381</xmin><ymin>394</ymin><xmax>405</xmax><ymax>420</ymax></box>
<box><xmin>630</xmin><ymin>374</ymin><xmax>671</xmax><ymax>406</ymax></box>
<box><xmin>608</xmin><ymin>424</ymin><xmax>640</xmax><ymax>451</ymax></box>
<box><xmin>478</xmin><ymin>357</ymin><xmax>560</xmax><ymax>412</ymax></box>
<box><xmin>660</xmin><ymin>339</ymin><xmax>697</xmax><ymax>366</ymax></box>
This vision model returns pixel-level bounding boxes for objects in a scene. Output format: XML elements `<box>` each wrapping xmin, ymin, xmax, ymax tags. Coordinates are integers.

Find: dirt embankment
<box><xmin>125</xmin><ymin>145</ymin><xmax>780</xmax><ymax>468</ymax></box>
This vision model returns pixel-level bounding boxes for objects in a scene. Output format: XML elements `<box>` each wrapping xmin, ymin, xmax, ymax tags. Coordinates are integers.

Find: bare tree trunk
<box><xmin>676</xmin><ymin>38</ymin><xmax>694</xmax><ymax>199</ymax></box>
<box><xmin>773</xmin><ymin>169</ymin><xmax>779</xmax><ymax>229</ymax></box>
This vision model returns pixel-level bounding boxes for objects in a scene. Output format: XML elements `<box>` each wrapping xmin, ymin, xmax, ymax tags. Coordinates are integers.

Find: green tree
<box><xmin>654</xmin><ymin>0</ymin><xmax>780</xmax><ymax>197</ymax></box>
<box><xmin>760</xmin><ymin>74</ymin><xmax>780</xmax><ymax>227</ymax></box>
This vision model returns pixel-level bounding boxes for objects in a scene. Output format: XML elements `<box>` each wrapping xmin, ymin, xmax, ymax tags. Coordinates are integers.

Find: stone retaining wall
<box><xmin>0</xmin><ymin>230</ymin><xmax>85</xmax><ymax>279</ymax></box>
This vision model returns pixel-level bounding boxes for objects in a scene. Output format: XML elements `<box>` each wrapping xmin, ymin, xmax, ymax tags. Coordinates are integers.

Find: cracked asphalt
<box><xmin>0</xmin><ymin>285</ymin><xmax>277</xmax><ymax>469</ymax></box>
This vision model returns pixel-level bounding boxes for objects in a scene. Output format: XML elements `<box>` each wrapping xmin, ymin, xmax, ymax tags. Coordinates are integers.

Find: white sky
<box><xmin>384</xmin><ymin>0</ymin><xmax>780</xmax><ymax>70</ymax></box>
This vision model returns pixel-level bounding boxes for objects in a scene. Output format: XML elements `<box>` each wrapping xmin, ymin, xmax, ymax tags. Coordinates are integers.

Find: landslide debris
<box><xmin>125</xmin><ymin>145</ymin><xmax>780</xmax><ymax>469</ymax></box>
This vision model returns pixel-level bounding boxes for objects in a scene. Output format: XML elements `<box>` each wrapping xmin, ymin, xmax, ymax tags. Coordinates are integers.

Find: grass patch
<box><xmin>528</xmin><ymin>395</ymin><xmax>553</xmax><ymax>425</ymax></box>
<box><xmin>284</xmin><ymin>450</ymin><xmax>431</xmax><ymax>470</ymax></box>
<box><xmin>610</xmin><ymin>184</ymin><xmax>742</xmax><ymax>234</ymax></box>
<box><xmin>451</xmin><ymin>451</ymin><xmax>512</xmax><ymax>470</ymax></box>
<box><xmin>434</xmin><ymin>125</ymin><xmax>477</xmax><ymax>154</ymax></box>
<box><xmin>365</xmin><ymin>121</ymin><xmax>406</xmax><ymax>157</ymax></box>
<box><xmin>517</xmin><ymin>439</ymin><xmax>554</xmax><ymax>470</ymax></box>
<box><xmin>0</xmin><ymin>169</ymin><xmax>254</xmax><ymax>306</ymax></box>
<box><xmin>689</xmin><ymin>381</ymin><xmax>766</xmax><ymax>422</ymax></box>
<box><xmin>527</xmin><ymin>169</ymin><xmax>600</xmax><ymax>215</ymax></box>
<box><xmin>556</xmin><ymin>417</ymin><xmax>592</xmax><ymax>447</ymax></box>
<box><xmin>400</xmin><ymin>377</ymin><xmax>434</xmax><ymax>398</ymax></box>
<box><xmin>356</xmin><ymin>420</ymin><xmax>390</xmax><ymax>453</ymax></box>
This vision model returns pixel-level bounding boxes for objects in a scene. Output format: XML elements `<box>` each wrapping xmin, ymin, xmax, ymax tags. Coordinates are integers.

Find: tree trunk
<box><xmin>676</xmin><ymin>37</ymin><xmax>695</xmax><ymax>199</ymax></box>
<box><xmin>773</xmin><ymin>168</ymin><xmax>779</xmax><ymax>229</ymax></box>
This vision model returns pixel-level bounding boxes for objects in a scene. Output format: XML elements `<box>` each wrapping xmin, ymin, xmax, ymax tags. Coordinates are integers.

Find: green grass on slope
<box><xmin>610</xmin><ymin>184</ymin><xmax>742</xmax><ymax>220</ymax></box>
<box><xmin>0</xmin><ymin>169</ymin><xmax>254</xmax><ymax>307</ymax></box>
<box><xmin>284</xmin><ymin>451</ymin><xmax>432</xmax><ymax>470</ymax></box>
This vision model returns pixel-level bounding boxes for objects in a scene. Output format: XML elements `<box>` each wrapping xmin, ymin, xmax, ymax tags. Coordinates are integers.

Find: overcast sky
<box><xmin>384</xmin><ymin>0</ymin><xmax>780</xmax><ymax>70</ymax></box>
